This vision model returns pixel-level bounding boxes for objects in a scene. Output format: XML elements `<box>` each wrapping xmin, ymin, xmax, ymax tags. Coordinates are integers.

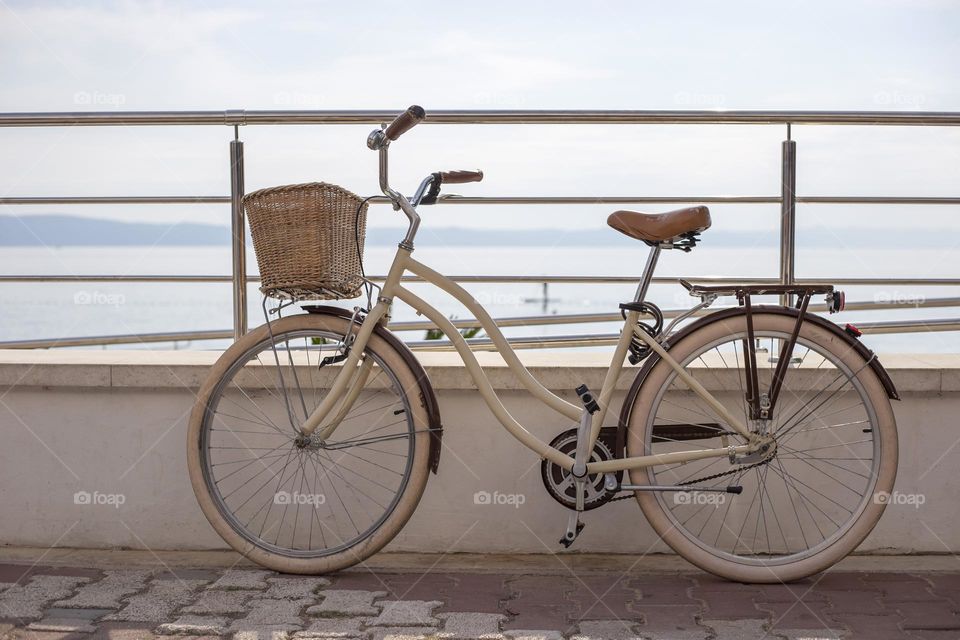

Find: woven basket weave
<box><xmin>243</xmin><ymin>182</ymin><xmax>368</xmax><ymax>299</ymax></box>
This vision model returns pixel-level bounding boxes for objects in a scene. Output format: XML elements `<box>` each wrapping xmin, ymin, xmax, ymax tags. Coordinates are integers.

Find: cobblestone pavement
<box><xmin>1</xmin><ymin>561</ymin><xmax>958</xmax><ymax>640</ymax></box>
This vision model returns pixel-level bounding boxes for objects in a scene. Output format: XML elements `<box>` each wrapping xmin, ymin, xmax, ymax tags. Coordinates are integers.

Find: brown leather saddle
<box><xmin>607</xmin><ymin>206</ymin><xmax>711</xmax><ymax>244</ymax></box>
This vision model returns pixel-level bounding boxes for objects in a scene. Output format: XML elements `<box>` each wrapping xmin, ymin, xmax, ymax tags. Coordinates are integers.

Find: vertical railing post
<box><xmin>780</xmin><ymin>124</ymin><xmax>797</xmax><ymax>307</ymax></box>
<box><xmin>229</xmin><ymin>124</ymin><xmax>247</xmax><ymax>340</ymax></box>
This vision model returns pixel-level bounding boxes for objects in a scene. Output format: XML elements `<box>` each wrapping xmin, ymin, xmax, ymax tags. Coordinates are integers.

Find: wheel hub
<box><xmin>294</xmin><ymin>432</ymin><xmax>323</xmax><ymax>450</ymax></box>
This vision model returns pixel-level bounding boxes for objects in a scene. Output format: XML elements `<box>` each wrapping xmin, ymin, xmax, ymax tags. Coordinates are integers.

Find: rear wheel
<box><xmin>626</xmin><ymin>311</ymin><xmax>897</xmax><ymax>583</ymax></box>
<box><xmin>187</xmin><ymin>312</ymin><xmax>431</xmax><ymax>574</ymax></box>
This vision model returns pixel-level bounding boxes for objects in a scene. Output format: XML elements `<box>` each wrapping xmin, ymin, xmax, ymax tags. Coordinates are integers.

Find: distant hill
<box><xmin>0</xmin><ymin>214</ymin><xmax>927</xmax><ymax>249</ymax></box>
<box><xmin>0</xmin><ymin>214</ymin><xmax>231</xmax><ymax>246</ymax></box>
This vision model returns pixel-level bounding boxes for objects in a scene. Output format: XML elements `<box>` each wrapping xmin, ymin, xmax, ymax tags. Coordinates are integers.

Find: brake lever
<box><xmin>418</xmin><ymin>172</ymin><xmax>443</xmax><ymax>205</ymax></box>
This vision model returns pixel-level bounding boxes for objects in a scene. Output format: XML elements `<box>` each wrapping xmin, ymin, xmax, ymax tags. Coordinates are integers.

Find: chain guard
<box><xmin>541</xmin><ymin>427</ymin><xmax>621</xmax><ymax>510</ymax></box>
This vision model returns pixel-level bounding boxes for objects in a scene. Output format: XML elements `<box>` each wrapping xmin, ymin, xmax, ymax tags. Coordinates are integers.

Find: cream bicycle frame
<box><xmin>299</xmin><ymin>245</ymin><xmax>758</xmax><ymax>475</ymax></box>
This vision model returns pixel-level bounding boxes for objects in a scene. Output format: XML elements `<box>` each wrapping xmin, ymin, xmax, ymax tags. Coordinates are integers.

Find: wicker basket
<box><xmin>244</xmin><ymin>182</ymin><xmax>368</xmax><ymax>299</ymax></box>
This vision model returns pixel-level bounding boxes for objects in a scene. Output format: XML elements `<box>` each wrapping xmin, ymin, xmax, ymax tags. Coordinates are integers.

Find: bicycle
<box><xmin>188</xmin><ymin>106</ymin><xmax>899</xmax><ymax>583</ymax></box>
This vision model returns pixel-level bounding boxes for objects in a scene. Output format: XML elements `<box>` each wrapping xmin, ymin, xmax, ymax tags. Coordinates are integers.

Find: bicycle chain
<box><xmin>605</xmin><ymin>458</ymin><xmax>771</xmax><ymax>503</ymax></box>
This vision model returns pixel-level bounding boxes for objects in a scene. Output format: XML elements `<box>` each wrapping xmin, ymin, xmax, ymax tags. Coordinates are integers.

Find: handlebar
<box><xmin>384</xmin><ymin>105</ymin><xmax>425</xmax><ymax>141</ymax></box>
<box><xmin>369</xmin><ymin>105</ymin><xmax>483</xmax><ymax>248</ymax></box>
<box><xmin>439</xmin><ymin>170</ymin><xmax>484</xmax><ymax>184</ymax></box>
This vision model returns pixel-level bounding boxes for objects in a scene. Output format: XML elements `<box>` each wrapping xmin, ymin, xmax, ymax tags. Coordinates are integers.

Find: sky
<box><xmin>0</xmin><ymin>0</ymin><xmax>958</xmax><ymax>236</ymax></box>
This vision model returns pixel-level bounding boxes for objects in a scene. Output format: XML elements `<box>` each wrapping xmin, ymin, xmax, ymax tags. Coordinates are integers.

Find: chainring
<box><xmin>541</xmin><ymin>427</ymin><xmax>621</xmax><ymax>510</ymax></box>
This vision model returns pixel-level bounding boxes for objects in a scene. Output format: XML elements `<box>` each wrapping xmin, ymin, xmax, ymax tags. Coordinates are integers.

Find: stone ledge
<box><xmin>0</xmin><ymin>349</ymin><xmax>957</xmax><ymax>392</ymax></box>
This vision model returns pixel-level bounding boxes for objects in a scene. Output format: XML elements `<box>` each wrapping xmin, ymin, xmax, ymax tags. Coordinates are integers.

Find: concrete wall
<box><xmin>0</xmin><ymin>349</ymin><xmax>957</xmax><ymax>554</ymax></box>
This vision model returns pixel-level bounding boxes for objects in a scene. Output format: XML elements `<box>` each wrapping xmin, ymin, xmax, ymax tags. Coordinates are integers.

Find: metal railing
<box><xmin>1</xmin><ymin>109</ymin><xmax>958</xmax><ymax>350</ymax></box>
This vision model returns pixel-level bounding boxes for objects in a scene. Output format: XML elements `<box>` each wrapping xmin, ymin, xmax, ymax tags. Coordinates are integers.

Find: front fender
<box><xmin>304</xmin><ymin>305</ymin><xmax>443</xmax><ymax>473</ymax></box>
<box><xmin>615</xmin><ymin>305</ymin><xmax>899</xmax><ymax>455</ymax></box>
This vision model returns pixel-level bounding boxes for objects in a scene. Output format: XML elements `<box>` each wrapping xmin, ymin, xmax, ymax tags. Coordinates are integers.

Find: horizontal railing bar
<box><xmin>797</xmin><ymin>196</ymin><xmax>960</xmax><ymax>205</ymax></box>
<box><xmin>376</xmin><ymin>195</ymin><xmax>781</xmax><ymax>205</ymax></box>
<box><xmin>407</xmin><ymin>333</ymin><xmax>622</xmax><ymax>351</ymax></box>
<box><xmin>388</xmin><ymin>296</ymin><xmax>960</xmax><ymax>332</ymax></box>
<box><xmin>2</xmin><ymin>275</ymin><xmax>960</xmax><ymax>286</ymax></box>
<box><xmin>406</xmin><ymin>317</ymin><xmax>960</xmax><ymax>351</ymax></box>
<box><xmin>855</xmin><ymin>318</ymin><xmax>960</xmax><ymax>334</ymax></box>
<box><xmin>3</xmin><ymin>194</ymin><xmax>958</xmax><ymax>207</ymax></box>
<box><xmin>6</xmin><ymin>313</ymin><xmax>959</xmax><ymax>351</ymax></box>
<box><xmin>0</xmin><ymin>329</ymin><xmax>232</xmax><ymax>349</ymax></box>
<box><xmin>0</xmin><ymin>196</ymin><xmax>230</xmax><ymax>205</ymax></box>
<box><xmin>2</xmin><ymin>110</ymin><xmax>960</xmax><ymax>128</ymax></box>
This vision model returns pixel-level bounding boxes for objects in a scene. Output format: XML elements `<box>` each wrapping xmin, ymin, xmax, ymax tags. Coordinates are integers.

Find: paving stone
<box><xmin>500</xmin><ymin>605</ymin><xmax>569</xmax><ymax>633</ymax></box>
<box><xmin>365</xmin><ymin>600</ymin><xmax>442</xmax><ymax>627</ymax></box>
<box><xmin>627</xmin><ymin>576</ymin><xmax>699</xmax><ymax>606</ymax></box>
<box><xmin>436</xmin><ymin>612</ymin><xmax>506</xmax><ymax>639</ymax></box>
<box><xmin>375</xmin><ymin>574</ymin><xmax>457</xmax><ymax>602</ymax></box>
<box><xmin>694</xmin><ymin>588</ymin><xmax>766</xmax><ymax>620</ymax></box>
<box><xmin>571</xmin><ymin>619</ymin><xmax>642</xmax><ymax>640</ymax></box>
<box><xmin>54</xmin><ymin>570</ymin><xmax>153</xmax><ymax>609</ymax></box>
<box><xmin>890</xmin><ymin>599</ymin><xmax>960</xmax><ymax>630</ymax></box>
<box><xmin>567</xmin><ymin>576</ymin><xmax>639</xmax><ymax>621</ymax></box>
<box><xmin>633</xmin><ymin>604</ymin><xmax>708</xmax><ymax>640</ymax></box>
<box><xmin>819</xmin><ymin>589</ymin><xmax>886</xmax><ymax>614</ymax></box>
<box><xmin>42</xmin><ymin>608</ymin><xmax>113</xmax><ymax>621</ymax></box>
<box><xmin>0</xmin><ymin>575</ymin><xmax>91</xmax><ymax>622</ymax></box>
<box><xmin>85</xmin><ymin>621</ymin><xmax>163</xmax><ymax>640</ymax></box>
<box><xmin>754</xmin><ymin>582</ymin><xmax>829</xmax><ymax>603</ymax></box>
<box><xmin>776</xmin><ymin>629</ymin><xmax>841</xmax><ymax>640</ymax></box>
<box><xmin>264</xmin><ymin>577</ymin><xmax>331</xmax><ymax>600</ymax></box>
<box><xmin>756</xmin><ymin>600</ymin><xmax>837</xmax><ymax>634</ymax></box>
<box><xmin>156</xmin><ymin>615</ymin><xmax>229</xmax><ymax>635</ymax></box>
<box><xmin>306</xmin><ymin>590</ymin><xmax>386</xmax><ymax>617</ymax></box>
<box><xmin>907</xmin><ymin>631</ymin><xmax>960</xmax><ymax>640</ymax></box>
<box><xmin>27</xmin><ymin>618</ymin><xmax>97</xmax><ymax>633</ymax></box>
<box><xmin>104</xmin><ymin>579</ymin><xmax>207</xmax><ymax>623</ymax></box>
<box><xmin>0</xmin><ymin>564</ymin><xmax>102</xmax><ymax>585</ymax></box>
<box><xmin>327</xmin><ymin>573</ymin><xmax>390</xmax><ymax>592</ymax></box>
<box><xmin>293</xmin><ymin>617</ymin><xmax>365</xmax><ymax>638</ymax></box>
<box><xmin>502</xmin><ymin>576</ymin><xmax>572</xmax><ymax>632</ymax></box>
<box><xmin>233</xmin><ymin>630</ymin><xmax>293</xmax><ymax>640</ymax></box>
<box><xmin>501</xmin><ymin>632</ymin><xmax>564</xmax><ymax>640</ymax></box>
<box><xmin>860</xmin><ymin>573</ymin><xmax>934</xmax><ymax>602</ymax></box>
<box><xmin>368</xmin><ymin>628</ymin><xmax>435</xmax><ymax>640</ymax></box>
<box><xmin>824</xmin><ymin>612</ymin><xmax>903</xmax><ymax>639</ymax></box>
<box><xmin>152</xmin><ymin>569</ymin><xmax>222</xmax><ymax>582</ymax></box>
<box><xmin>440</xmin><ymin>575</ymin><xmax>506</xmax><ymax>614</ymax></box>
<box><xmin>182</xmin><ymin>589</ymin><xmax>260</xmax><ymax>615</ymax></box>
<box><xmin>3</xmin><ymin>630</ymin><xmax>82</xmax><ymax>640</ymax></box>
<box><xmin>702</xmin><ymin>619</ymin><xmax>774</xmax><ymax>640</ymax></box>
<box><xmin>209</xmin><ymin>570</ymin><xmax>273</xmax><ymax>591</ymax></box>
<box><xmin>811</xmin><ymin>573</ymin><xmax>873</xmax><ymax>591</ymax></box>
<box><xmin>229</xmin><ymin>598</ymin><xmax>312</xmax><ymax>631</ymax></box>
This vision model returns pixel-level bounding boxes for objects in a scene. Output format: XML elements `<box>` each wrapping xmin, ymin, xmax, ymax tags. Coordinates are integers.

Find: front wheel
<box><xmin>187</xmin><ymin>312</ymin><xmax>432</xmax><ymax>574</ymax></box>
<box><xmin>626</xmin><ymin>311</ymin><xmax>898</xmax><ymax>583</ymax></box>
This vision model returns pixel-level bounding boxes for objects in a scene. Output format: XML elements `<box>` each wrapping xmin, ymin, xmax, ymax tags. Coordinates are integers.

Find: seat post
<box><xmin>633</xmin><ymin>244</ymin><xmax>662</xmax><ymax>303</ymax></box>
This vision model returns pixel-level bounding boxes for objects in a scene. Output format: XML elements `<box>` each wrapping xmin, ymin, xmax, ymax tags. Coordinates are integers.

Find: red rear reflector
<box><xmin>844</xmin><ymin>323</ymin><xmax>862</xmax><ymax>337</ymax></box>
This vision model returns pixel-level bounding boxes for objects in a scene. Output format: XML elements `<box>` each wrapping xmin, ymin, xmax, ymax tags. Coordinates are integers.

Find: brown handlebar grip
<box><xmin>439</xmin><ymin>169</ymin><xmax>484</xmax><ymax>184</ymax></box>
<box><xmin>384</xmin><ymin>105</ymin><xmax>426</xmax><ymax>141</ymax></box>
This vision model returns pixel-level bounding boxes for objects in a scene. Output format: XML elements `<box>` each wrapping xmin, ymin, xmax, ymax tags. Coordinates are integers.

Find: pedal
<box><xmin>560</xmin><ymin>511</ymin><xmax>585</xmax><ymax>548</ymax></box>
